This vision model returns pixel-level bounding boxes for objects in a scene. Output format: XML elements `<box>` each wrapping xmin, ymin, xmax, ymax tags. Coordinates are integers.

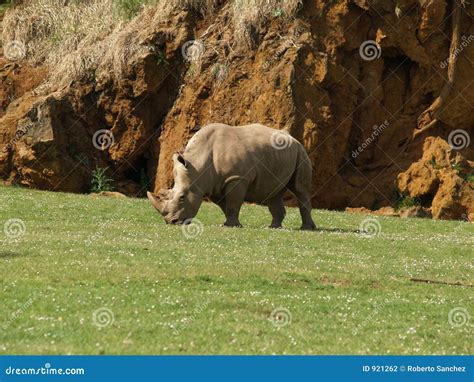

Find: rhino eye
<box><xmin>179</xmin><ymin>194</ymin><xmax>185</xmax><ymax>202</ymax></box>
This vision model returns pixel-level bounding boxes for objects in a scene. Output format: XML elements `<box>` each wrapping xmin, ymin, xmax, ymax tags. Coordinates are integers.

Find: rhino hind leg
<box><xmin>266</xmin><ymin>192</ymin><xmax>286</xmax><ymax>229</ymax></box>
<box><xmin>294</xmin><ymin>191</ymin><xmax>316</xmax><ymax>231</ymax></box>
<box><xmin>222</xmin><ymin>180</ymin><xmax>247</xmax><ymax>228</ymax></box>
<box><xmin>288</xmin><ymin>156</ymin><xmax>316</xmax><ymax>231</ymax></box>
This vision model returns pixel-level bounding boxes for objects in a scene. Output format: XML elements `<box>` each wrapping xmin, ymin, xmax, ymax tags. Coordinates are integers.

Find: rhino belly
<box><xmin>244</xmin><ymin>164</ymin><xmax>295</xmax><ymax>202</ymax></box>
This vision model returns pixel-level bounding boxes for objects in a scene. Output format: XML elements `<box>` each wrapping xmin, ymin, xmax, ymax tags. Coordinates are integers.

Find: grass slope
<box><xmin>0</xmin><ymin>186</ymin><xmax>472</xmax><ymax>355</ymax></box>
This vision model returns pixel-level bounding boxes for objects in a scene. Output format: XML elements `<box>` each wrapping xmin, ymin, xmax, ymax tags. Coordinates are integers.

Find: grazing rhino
<box><xmin>147</xmin><ymin>123</ymin><xmax>316</xmax><ymax>230</ymax></box>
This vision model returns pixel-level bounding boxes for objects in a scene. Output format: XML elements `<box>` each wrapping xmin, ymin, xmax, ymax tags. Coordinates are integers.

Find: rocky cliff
<box><xmin>0</xmin><ymin>0</ymin><xmax>473</xmax><ymax>219</ymax></box>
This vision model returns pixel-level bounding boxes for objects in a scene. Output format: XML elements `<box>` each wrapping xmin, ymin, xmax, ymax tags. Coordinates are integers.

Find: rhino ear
<box><xmin>173</xmin><ymin>153</ymin><xmax>188</xmax><ymax>169</ymax></box>
<box><xmin>147</xmin><ymin>191</ymin><xmax>165</xmax><ymax>213</ymax></box>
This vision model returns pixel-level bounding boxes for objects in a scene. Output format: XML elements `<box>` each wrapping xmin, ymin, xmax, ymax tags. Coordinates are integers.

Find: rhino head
<box><xmin>147</xmin><ymin>153</ymin><xmax>203</xmax><ymax>225</ymax></box>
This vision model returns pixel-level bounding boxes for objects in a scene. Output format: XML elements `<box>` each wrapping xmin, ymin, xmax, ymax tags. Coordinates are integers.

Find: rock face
<box><xmin>0</xmin><ymin>1</ymin><xmax>473</xmax><ymax>218</ymax></box>
<box><xmin>398</xmin><ymin>137</ymin><xmax>473</xmax><ymax>220</ymax></box>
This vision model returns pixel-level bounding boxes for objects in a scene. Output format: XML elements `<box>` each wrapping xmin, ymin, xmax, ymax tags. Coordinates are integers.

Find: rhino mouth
<box><xmin>167</xmin><ymin>218</ymin><xmax>192</xmax><ymax>225</ymax></box>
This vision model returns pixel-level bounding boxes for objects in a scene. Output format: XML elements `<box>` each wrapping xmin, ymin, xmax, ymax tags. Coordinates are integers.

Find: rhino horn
<box><xmin>147</xmin><ymin>191</ymin><xmax>164</xmax><ymax>212</ymax></box>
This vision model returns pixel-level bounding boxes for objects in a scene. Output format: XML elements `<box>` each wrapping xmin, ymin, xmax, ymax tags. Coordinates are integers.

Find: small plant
<box><xmin>451</xmin><ymin>162</ymin><xmax>463</xmax><ymax>174</ymax></box>
<box><xmin>211</xmin><ymin>63</ymin><xmax>228</xmax><ymax>83</ymax></box>
<box><xmin>186</xmin><ymin>63</ymin><xmax>198</xmax><ymax>77</ymax></box>
<box><xmin>155</xmin><ymin>49</ymin><xmax>167</xmax><ymax>66</ymax></box>
<box><xmin>466</xmin><ymin>173</ymin><xmax>474</xmax><ymax>182</ymax></box>
<box><xmin>90</xmin><ymin>166</ymin><xmax>114</xmax><ymax>193</ymax></box>
<box><xmin>273</xmin><ymin>8</ymin><xmax>284</xmax><ymax>18</ymax></box>
<box><xmin>428</xmin><ymin>156</ymin><xmax>442</xmax><ymax>169</ymax></box>
<box><xmin>114</xmin><ymin>0</ymin><xmax>150</xmax><ymax>19</ymax></box>
<box><xmin>0</xmin><ymin>0</ymin><xmax>12</xmax><ymax>17</ymax></box>
<box><xmin>395</xmin><ymin>192</ymin><xmax>421</xmax><ymax>211</ymax></box>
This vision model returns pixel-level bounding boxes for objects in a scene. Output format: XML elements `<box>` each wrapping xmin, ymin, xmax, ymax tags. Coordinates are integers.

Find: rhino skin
<box><xmin>147</xmin><ymin>123</ymin><xmax>316</xmax><ymax>230</ymax></box>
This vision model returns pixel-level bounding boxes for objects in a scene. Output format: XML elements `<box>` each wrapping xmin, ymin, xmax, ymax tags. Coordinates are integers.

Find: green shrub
<box><xmin>90</xmin><ymin>166</ymin><xmax>114</xmax><ymax>193</ymax></box>
<box><xmin>114</xmin><ymin>0</ymin><xmax>153</xmax><ymax>19</ymax></box>
<box><xmin>395</xmin><ymin>192</ymin><xmax>421</xmax><ymax>210</ymax></box>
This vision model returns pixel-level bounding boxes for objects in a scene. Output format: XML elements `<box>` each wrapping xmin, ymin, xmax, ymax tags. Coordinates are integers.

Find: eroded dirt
<box><xmin>0</xmin><ymin>1</ymin><xmax>472</xmax><ymax>219</ymax></box>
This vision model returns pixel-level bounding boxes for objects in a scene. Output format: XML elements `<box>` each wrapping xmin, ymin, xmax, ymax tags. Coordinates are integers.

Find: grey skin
<box><xmin>147</xmin><ymin>123</ymin><xmax>316</xmax><ymax>230</ymax></box>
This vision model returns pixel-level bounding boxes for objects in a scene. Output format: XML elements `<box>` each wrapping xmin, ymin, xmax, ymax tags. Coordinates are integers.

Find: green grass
<box><xmin>0</xmin><ymin>186</ymin><xmax>472</xmax><ymax>355</ymax></box>
<box><xmin>114</xmin><ymin>0</ymin><xmax>155</xmax><ymax>19</ymax></box>
<box><xmin>0</xmin><ymin>2</ymin><xmax>11</xmax><ymax>18</ymax></box>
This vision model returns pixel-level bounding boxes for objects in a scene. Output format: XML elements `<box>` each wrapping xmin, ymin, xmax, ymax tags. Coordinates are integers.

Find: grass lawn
<box><xmin>0</xmin><ymin>185</ymin><xmax>472</xmax><ymax>355</ymax></box>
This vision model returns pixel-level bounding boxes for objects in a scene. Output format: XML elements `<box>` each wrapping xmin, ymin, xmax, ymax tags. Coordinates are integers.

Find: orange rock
<box><xmin>397</xmin><ymin>137</ymin><xmax>473</xmax><ymax>220</ymax></box>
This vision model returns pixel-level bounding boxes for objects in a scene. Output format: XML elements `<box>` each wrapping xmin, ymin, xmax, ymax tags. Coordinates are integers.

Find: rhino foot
<box><xmin>222</xmin><ymin>222</ymin><xmax>243</xmax><ymax>228</ymax></box>
<box><xmin>300</xmin><ymin>223</ymin><xmax>317</xmax><ymax>231</ymax></box>
<box><xmin>269</xmin><ymin>224</ymin><xmax>283</xmax><ymax>229</ymax></box>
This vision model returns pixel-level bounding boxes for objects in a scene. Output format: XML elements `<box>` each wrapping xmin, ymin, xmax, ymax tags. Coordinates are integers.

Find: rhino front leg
<box><xmin>222</xmin><ymin>180</ymin><xmax>247</xmax><ymax>227</ymax></box>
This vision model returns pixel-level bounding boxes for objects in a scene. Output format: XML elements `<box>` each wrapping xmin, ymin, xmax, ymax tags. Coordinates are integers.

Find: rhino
<box><xmin>147</xmin><ymin>123</ymin><xmax>316</xmax><ymax>230</ymax></box>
